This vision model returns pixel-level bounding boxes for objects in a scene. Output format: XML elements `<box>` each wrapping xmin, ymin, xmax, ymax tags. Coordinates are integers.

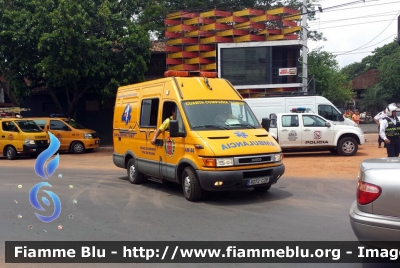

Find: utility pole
<box><xmin>302</xmin><ymin>0</ymin><xmax>308</xmax><ymax>93</ymax></box>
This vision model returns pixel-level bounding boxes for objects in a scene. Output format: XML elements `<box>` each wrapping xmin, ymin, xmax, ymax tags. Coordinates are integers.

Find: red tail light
<box><xmin>357</xmin><ymin>181</ymin><xmax>381</xmax><ymax>205</ymax></box>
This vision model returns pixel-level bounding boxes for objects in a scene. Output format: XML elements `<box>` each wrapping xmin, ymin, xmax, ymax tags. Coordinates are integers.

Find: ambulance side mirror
<box><xmin>261</xmin><ymin>118</ymin><xmax>270</xmax><ymax>132</ymax></box>
<box><xmin>170</xmin><ymin>120</ymin><xmax>185</xmax><ymax>138</ymax></box>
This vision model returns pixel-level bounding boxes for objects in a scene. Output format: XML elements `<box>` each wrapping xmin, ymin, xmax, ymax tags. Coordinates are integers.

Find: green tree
<box><xmin>340</xmin><ymin>39</ymin><xmax>400</xmax><ymax>80</ymax></box>
<box><xmin>0</xmin><ymin>0</ymin><xmax>151</xmax><ymax>116</ymax></box>
<box><xmin>359</xmin><ymin>84</ymin><xmax>391</xmax><ymax>117</ymax></box>
<box><xmin>308</xmin><ymin>47</ymin><xmax>354</xmax><ymax>105</ymax></box>
<box><xmin>377</xmin><ymin>50</ymin><xmax>400</xmax><ymax>101</ymax></box>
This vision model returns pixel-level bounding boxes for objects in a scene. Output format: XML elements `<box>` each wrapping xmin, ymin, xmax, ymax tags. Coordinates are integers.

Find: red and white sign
<box><xmin>279</xmin><ymin>68</ymin><xmax>297</xmax><ymax>76</ymax></box>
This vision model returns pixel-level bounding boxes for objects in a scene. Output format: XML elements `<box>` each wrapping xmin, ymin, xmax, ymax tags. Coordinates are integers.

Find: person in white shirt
<box><xmin>374</xmin><ymin>108</ymin><xmax>387</xmax><ymax>148</ymax></box>
<box><xmin>379</xmin><ymin>104</ymin><xmax>400</xmax><ymax>157</ymax></box>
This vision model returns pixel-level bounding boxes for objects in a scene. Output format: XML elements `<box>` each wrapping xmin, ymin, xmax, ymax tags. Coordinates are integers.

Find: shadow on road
<box><xmin>282</xmin><ymin>151</ymin><xmax>368</xmax><ymax>158</ymax></box>
<box><xmin>117</xmin><ymin>175</ymin><xmax>293</xmax><ymax>205</ymax></box>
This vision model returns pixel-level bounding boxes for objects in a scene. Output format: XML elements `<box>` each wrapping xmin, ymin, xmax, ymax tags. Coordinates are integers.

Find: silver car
<box><xmin>349</xmin><ymin>158</ymin><xmax>400</xmax><ymax>241</ymax></box>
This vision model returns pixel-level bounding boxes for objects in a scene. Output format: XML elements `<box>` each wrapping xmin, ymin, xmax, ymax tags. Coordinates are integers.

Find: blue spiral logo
<box><xmin>30</xmin><ymin>132</ymin><xmax>62</xmax><ymax>223</ymax></box>
<box><xmin>29</xmin><ymin>182</ymin><xmax>61</xmax><ymax>223</ymax></box>
<box><xmin>34</xmin><ymin>132</ymin><xmax>60</xmax><ymax>179</ymax></box>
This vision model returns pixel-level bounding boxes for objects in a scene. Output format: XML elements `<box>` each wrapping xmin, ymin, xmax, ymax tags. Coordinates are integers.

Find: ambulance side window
<box><xmin>140</xmin><ymin>98</ymin><xmax>159</xmax><ymax>128</ymax></box>
<box><xmin>162</xmin><ymin>101</ymin><xmax>184</xmax><ymax>132</ymax></box>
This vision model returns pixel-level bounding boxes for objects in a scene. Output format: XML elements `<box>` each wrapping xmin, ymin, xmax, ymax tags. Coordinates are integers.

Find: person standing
<box><xmin>352</xmin><ymin>110</ymin><xmax>360</xmax><ymax>126</ymax></box>
<box><xmin>379</xmin><ymin>104</ymin><xmax>400</xmax><ymax>157</ymax></box>
<box><xmin>374</xmin><ymin>108</ymin><xmax>387</xmax><ymax>148</ymax></box>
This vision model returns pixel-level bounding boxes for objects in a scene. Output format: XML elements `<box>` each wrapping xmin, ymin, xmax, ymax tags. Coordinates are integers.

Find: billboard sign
<box><xmin>279</xmin><ymin>68</ymin><xmax>297</xmax><ymax>76</ymax></box>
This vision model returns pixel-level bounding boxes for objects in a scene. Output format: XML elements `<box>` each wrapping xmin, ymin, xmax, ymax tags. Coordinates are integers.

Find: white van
<box><xmin>245</xmin><ymin>95</ymin><xmax>358</xmax><ymax>127</ymax></box>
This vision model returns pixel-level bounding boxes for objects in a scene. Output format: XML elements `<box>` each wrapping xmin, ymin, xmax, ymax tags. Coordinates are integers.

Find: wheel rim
<box><xmin>6</xmin><ymin>149</ymin><xmax>11</xmax><ymax>158</ymax></box>
<box><xmin>184</xmin><ymin>174</ymin><xmax>191</xmax><ymax>195</ymax></box>
<box><xmin>129</xmin><ymin>165</ymin><xmax>136</xmax><ymax>181</ymax></box>
<box><xmin>342</xmin><ymin>141</ymin><xmax>355</xmax><ymax>154</ymax></box>
<box><xmin>74</xmin><ymin>143</ymin><xmax>84</xmax><ymax>153</ymax></box>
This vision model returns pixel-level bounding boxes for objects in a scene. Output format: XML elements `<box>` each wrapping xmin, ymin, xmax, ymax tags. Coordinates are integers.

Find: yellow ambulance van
<box><xmin>0</xmin><ymin>116</ymin><xmax>49</xmax><ymax>160</ymax></box>
<box><xmin>26</xmin><ymin>116</ymin><xmax>100</xmax><ymax>153</ymax></box>
<box><xmin>113</xmin><ymin>71</ymin><xmax>285</xmax><ymax>201</ymax></box>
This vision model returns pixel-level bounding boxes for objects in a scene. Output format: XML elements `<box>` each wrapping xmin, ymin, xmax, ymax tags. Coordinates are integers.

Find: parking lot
<box><xmin>0</xmin><ymin>133</ymin><xmax>393</xmax><ymax>268</ymax></box>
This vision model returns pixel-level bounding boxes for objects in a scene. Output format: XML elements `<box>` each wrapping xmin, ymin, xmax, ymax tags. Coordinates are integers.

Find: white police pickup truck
<box><xmin>266</xmin><ymin>109</ymin><xmax>365</xmax><ymax>156</ymax></box>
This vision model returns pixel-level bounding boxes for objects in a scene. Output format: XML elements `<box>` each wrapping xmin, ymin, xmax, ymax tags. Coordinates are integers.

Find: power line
<box><xmin>308</xmin><ymin>18</ymin><xmax>395</xmax><ymax>30</ymax></box>
<box><xmin>323</xmin><ymin>0</ymin><xmax>400</xmax><ymax>13</ymax></box>
<box><xmin>334</xmin><ymin>10</ymin><xmax>400</xmax><ymax>56</ymax></box>
<box><xmin>308</xmin><ymin>11</ymin><xmax>398</xmax><ymax>26</ymax></box>
<box><xmin>330</xmin><ymin>34</ymin><xmax>396</xmax><ymax>54</ymax></box>
<box><xmin>334</xmin><ymin>51</ymin><xmax>374</xmax><ymax>56</ymax></box>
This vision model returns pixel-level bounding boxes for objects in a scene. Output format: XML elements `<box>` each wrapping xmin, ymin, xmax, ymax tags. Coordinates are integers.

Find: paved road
<box><xmin>0</xmin><ymin>157</ymin><xmax>395</xmax><ymax>268</ymax></box>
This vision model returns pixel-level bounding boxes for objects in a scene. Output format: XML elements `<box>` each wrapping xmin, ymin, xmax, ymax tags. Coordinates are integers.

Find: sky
<box><xmin>306</xmin><ymin>0</ymin><xmax>400</xmax><ymax>68</ymax></box>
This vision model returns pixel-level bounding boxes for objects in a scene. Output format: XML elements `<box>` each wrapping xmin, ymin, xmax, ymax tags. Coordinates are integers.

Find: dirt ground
<box><xmin>282</xmin><ymin>133</ymin><xmax>388</xmax><ymax>180</ymax></box>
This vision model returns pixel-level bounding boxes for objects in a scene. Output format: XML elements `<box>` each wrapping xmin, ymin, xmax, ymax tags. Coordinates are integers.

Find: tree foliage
<box><xmin>308</xmin><ymin>47</ymin><xmax>354</xmax><ymax>106</ymax></box>
<box><xmin>0</xmin><ymin>0</ymin><xmax>151</xmax><ymax>116</ymax></box>
<box><xmin>341</xmin><ymin>39</ymin><xmax>400</xmax><ymax>80</ymax></box>
<box><xmin>359</xmin><ymin>84</ymin><xmax>391</xmax><ymax>117</ymax></box>
<box><xmin>139</xmin><ymin>0</ymin><xmax>324</xmax><ymax>41</ymax></box>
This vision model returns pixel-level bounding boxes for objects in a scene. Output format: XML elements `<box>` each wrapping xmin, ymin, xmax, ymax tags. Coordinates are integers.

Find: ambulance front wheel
<box><xmin>127</xmin><ymin>158</ymin><xmax>145</xmax><ymax>184</ymax></box>
<box><xmin>182</xmin><ymin>166</ymin><xmax>202</xmax><ymax>201</ymax></box>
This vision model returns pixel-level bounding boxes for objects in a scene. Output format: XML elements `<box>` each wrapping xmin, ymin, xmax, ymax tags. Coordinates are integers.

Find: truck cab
<box><xmin>268</xmin><ymin>108</ymin><xmax>365</xmax><ymax>156</ymax></box>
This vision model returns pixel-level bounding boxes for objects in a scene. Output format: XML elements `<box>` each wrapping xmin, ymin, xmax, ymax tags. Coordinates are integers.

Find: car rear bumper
<box><xmin>196</xmin><ymin>164</ymin><xmax>285</xmax><ymax>191</ymax></box>
<box><xmin>349</xmin><ymin>201</ymin><xmax>400</xmax><ymax>241</ymax></box>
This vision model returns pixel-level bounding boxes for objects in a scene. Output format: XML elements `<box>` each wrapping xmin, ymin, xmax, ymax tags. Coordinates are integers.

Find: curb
<box><xmin>95</xmin><ymin>146</ymin><xmax>113</xmax><ymax>152</ymax></box>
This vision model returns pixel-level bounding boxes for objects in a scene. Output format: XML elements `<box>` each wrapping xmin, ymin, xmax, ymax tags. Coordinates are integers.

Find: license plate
<box><xmin>247</xmin><ymin>177</ymin><xmax>270</xmax><ymax>186</ymax></box>
<box><xmin>95</xmin><ymin>140</ymin><xmax>100</xmax><ymax>144</ymax></box>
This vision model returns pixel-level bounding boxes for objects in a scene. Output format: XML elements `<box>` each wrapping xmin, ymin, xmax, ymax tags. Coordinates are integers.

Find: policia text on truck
<box><xmin>113</xmin><ymin>71</ymin><xmax>285</xmax><ymax>201</ymax></box>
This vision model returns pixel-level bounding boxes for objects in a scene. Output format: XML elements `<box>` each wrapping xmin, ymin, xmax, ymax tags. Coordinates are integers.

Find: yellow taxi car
<box><xmin>26</xmin><ymin>116</ymin><xmax>100</xmax><ymax>153</ymax></box>
<box><xmin>0</xmin><ymin>116</ymin><xmax>49</xmax><ymax>160</ymax></box>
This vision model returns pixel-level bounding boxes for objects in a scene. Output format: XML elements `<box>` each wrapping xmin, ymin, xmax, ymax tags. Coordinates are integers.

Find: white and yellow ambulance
<box><xmin>113</xmin><ymin>71</ymin><xmax>285</xmax><ymax>201</ymax></box>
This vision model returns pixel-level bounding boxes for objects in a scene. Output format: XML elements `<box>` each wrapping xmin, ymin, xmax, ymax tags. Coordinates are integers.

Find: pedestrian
<box><xmin>379</xmin><ymin>104</ymin><xmax>400</xmax><ymax>157</ymax></box>
<box><xmin>352</xmin><ymin>110</ymin><xmax>360</xmax><ymax>126</ymax></box>
<box><xmin>374</xmin><ymin>107</ymin><xmax>387</xmax><ymax>148</ymax></box>
<box><xmin>150</xmin><ymin>107</ymin><xmax>176</xmax><ymax>145</ymax></box>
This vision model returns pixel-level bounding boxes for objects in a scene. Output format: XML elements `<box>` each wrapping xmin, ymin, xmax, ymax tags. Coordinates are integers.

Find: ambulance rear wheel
<box><xmin>6</xmin><ymin>146</ymin><xmax>16</xmax><ymax>160</ymax></box>
<box><xmin>127</xmin><ymin>158</ymin><xmax>144</xmax><ymax>184</ymax></box>
<box><xmin>182</xmin><ymin>167</ymin><xmax>202</xmax><ymax>201</ymax></box>
<box><xmin>338</xmin><ymin>137</ymin><xmax>358</xmax><ymax>156</ymax></box>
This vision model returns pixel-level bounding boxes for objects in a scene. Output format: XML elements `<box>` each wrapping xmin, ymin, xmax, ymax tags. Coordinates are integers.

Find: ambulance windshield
<box><xmin>182</xmin><ymin>100</ymin><xmax>261</xmax><ymax>130</ymax></box>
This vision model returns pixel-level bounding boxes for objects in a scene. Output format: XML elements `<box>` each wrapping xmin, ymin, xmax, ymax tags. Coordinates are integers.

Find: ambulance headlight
<box><xmin>84</xmin><ymin>133</ymin><xmax>93</xmax><ymax>139</ymax></box>
<box><xmin>216</xmin><ymin>158</ymin><xmax>234</xmax><ymax>167</ymax></box>
<box><xmin>24</xmin><ymin>139</ymin><xmax>35</xmax><ymax>145</ymax></box>
<box><xmin>273</xmin><ymin>154</ymin><xmax>282</xmax><ymax>162</ymax></box>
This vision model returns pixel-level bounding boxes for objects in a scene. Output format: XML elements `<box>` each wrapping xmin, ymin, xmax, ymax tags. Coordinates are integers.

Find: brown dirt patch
<box><xmin>282</xmin><ymin>134</ymin><xmax>387</xmax><ymax>180</ymax></box>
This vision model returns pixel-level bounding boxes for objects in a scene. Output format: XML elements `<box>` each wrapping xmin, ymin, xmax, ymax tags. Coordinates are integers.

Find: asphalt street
<box><xmin>0</xmin><ymin>159</ymin><xmax>395</xmax><ymax>268</ymax></box>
